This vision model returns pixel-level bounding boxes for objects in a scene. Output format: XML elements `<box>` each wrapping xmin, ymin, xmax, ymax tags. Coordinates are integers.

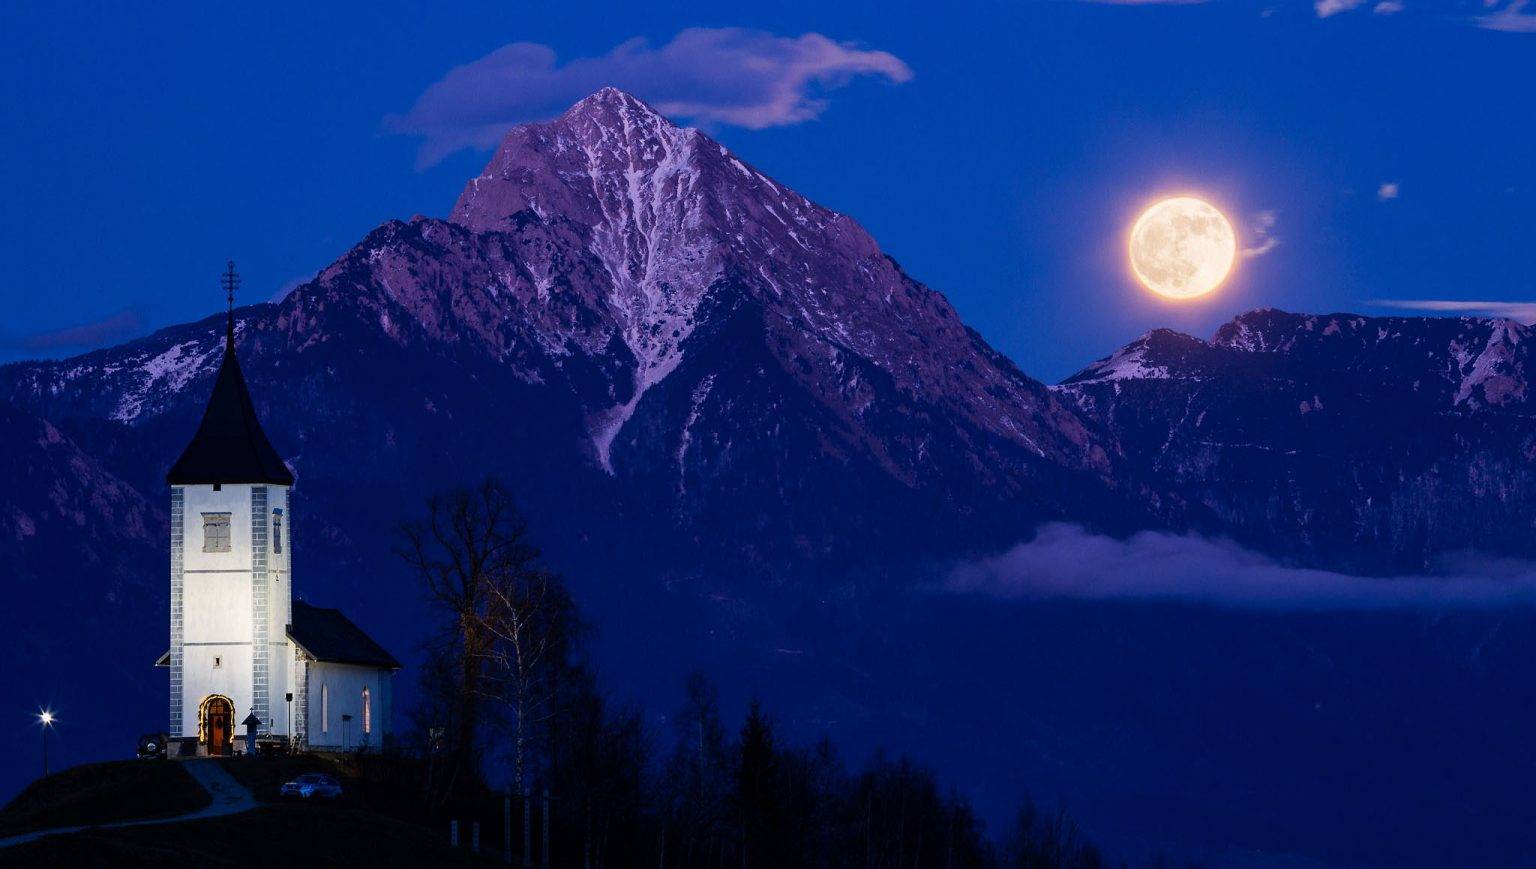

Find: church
<box><xmin>156</xmin><ymin>273</ymin><xmax>398</xmax><ymax>756</ymax></box>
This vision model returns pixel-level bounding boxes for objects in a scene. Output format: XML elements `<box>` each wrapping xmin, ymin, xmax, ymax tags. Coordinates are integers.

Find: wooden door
<box><xmin>206</xmin><ymin>697</ymin><xmax>233</xmax><ymax>756</ymax></box>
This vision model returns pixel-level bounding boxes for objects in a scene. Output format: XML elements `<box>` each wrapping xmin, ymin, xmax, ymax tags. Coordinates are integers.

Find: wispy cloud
<box><xmin>947</xmin><ymin>524</ymin><xmax>1536</xmax><ymax>611</ymax></box>
<box><xmin>1313</xmin><ymin>0</ymin><xmax>1536</xmax><ymax>29</ymax></box>
<box><xmin>271</xmin><ymin>274</ymin><xmax>315</xmax><ymax>303</ymax></box>
<box><xmin>387</xmin><ymin>28</ymin><xmax>913</xmax><ymax>168</ymax></box>
<box><xmin>1315</xmin><ymin>0</ymin><xmax>1368</xmax><ymax>17</ymax></box>
<box><xmin>1377</xmin><ymin>181</ymin><xmax>1400</xmax><ymax>200</ymax></box>
<box><xmin>1241</xmin><ymin>210</ymin><xmax>1280</xmax><ymax>259</ymax></box>
<box><xmin>1476</xmin><ymin>0</ymin><xmax>1536</xmax><ymax>31</ymax></box>
<box><xmin>3</xmin><ymin>308</ymin><xmax>144</xmax><ymax>357</ymax></box>
<box><xmin>1369</xmin><ymin>298</ymin><xmax>1536</xmax><ymax>321</ymax></box>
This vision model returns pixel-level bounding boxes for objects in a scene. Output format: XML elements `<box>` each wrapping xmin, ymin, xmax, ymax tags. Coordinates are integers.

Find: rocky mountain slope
<box><xmin>1058</xmin><ymin>308</ymin><xmax>1536</xmax><ymax>570</ymax></box>
<box><xmin>0</xmin><ymin>400</ymin><xmax>162</xmax><ymax>584</ymax></box>
<box><xmin>1</xmin><ymin>89</ymin><xmax>1136</xmax><ymax>601</ymax></box>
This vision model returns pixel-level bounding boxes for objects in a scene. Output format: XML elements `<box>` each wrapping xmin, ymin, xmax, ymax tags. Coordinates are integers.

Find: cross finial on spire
<box><xmin>221</xmin><ymin>260</ymin><xmax>240</xmax><ymax>345</ymax></box>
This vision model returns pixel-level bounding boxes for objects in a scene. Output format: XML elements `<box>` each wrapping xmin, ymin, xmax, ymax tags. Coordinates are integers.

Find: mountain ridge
<box><xmin>7</xmin><ymin>92</ymin><xmax>1536</xmax><ymax>581</ymax></box>
<box><xmin>1058</xmin><ymin>307</ymin><xmax>1536</xmax><ymax>570</ymax></box>
<box><xmin>1</xmin><ymin>87</ymin><xmax>1137</xmax><ymax>591</ymax></box>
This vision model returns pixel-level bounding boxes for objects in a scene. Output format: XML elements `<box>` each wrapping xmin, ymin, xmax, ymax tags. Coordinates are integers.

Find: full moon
<box><xmin>1128</xmin><ymin>197</ymin><xmax>1237</xmax><ymax>300</ymax></box>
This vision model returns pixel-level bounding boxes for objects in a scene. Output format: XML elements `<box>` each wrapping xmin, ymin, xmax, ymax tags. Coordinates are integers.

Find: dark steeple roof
<box><xmin>165</xmin><ymin>322</ymin><xmax>294</xmax><ymax>487</ymax></box>
<box><xmin>288</xmin><ymin>601</ymin><xmax>401</xmax><ymax>669</ymax></box>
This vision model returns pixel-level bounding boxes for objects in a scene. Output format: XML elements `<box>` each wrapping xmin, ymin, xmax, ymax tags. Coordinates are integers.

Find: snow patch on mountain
<box><xmin>575</xmin><ymin>98</ymin><xmax>714</xmax><ymax>454</ymax></box>
<box><xmin>676</xmin><ymin>373</ymin><xmax>716</xmax><ymax>492</ymax></box>
<box><xmin>111</xmin><ymin>335</ymin><xmax>223</xmax><ymax>422</ymax></box>
<box><xmin>1454</xmin><ymin>318</ymin><xmax>1528</xmax><ymax>407</ymax></box>
<box><xmin>1076</xmin><ymin>339</ymin><xmax>1172</xmax><ymax>382</ymax></box>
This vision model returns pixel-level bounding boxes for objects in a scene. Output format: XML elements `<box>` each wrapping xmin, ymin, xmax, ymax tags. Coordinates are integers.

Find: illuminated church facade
<box><xmin>157</xmin><ymin>282</ymin><xmax>398</xmax><ymax>756</ymax></box>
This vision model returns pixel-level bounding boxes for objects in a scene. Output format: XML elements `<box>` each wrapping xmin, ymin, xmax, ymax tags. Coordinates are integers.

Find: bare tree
<box><xmin>398</xmin><ymin>478</ymin><xmax>539</xmax><ymax>797</ymax></box>
<box><xmin>481</xmin><ymin>558</ymin><xmax>578</xmax><ymax>800</ymax></box>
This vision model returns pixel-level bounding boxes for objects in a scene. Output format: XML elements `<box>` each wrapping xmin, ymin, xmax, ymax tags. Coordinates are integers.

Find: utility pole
<box><xmin>541</xmin><ymin>788</ymin><xmax>550</xmax><ymax>869</ymax></box>
<box><xmin>523</xmin><ymin>787</ymin><xmax>532</xmax><ymax>868</ymax></box>
<box><xmin>38</xmin><ymin>710</ymin><xmax>54</xmax><ymax>777</ymax></box>
<box><xmin>426</xmin><ymin>727</ymin><xmax>443</xmax><ymax>801</ymax></box>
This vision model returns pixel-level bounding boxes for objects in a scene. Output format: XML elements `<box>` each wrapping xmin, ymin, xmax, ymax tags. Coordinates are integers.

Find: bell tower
<box><xmin>165</xmin><ymin>262</ymin><xmax>295</xmax><ymax>753</ymax></box>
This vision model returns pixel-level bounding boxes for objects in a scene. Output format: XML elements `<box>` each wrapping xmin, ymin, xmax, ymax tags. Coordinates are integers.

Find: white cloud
<box><xmin>1377</xmin><ymin>181</ymin><xmax>1400</xmax><ymax>200</ymax></box>
<box><xmin>387</xmin><ymin>28</ymin><xmax>913</xmax><ymax>167</ymax></box>
<box><xmin>1310</xmin><ymin>0</ymin><xmax>1534</xmax><ymax>29</ymax></box>
<box><xmin>1315</xmin><ymin>0</ymin><xmax>1368</xmax><ymax>17</ymax></box>
<box><xmin>1241</xmin><ymin>210</ymin><xmax>1280</xmax><ymax>259</ymax></box>
<box><xmin>947</xmin><ymin>524</ymin><xmax>1536</xmax><ymax>611</ymax></box>
<box><xmin>1369</xmin><ymin>299</ymin><xmax>1536</xmax><ymax>322</ymax></box>
<box><xmin>1476</xmin><ymin>0</ymin><xmax>1536</xmax><ymax>31</ymax></box>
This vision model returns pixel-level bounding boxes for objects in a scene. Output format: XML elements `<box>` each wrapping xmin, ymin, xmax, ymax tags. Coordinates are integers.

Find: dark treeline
<box><xmin>399</xmin><ymin>479</ymin><xmax>1104</xmax><ymax>868</ymax></box>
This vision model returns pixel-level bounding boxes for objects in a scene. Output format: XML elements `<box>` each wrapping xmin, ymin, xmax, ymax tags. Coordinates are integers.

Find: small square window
<box><xmin>213</xmin><ymin>483</ymin><xmax>222</xmax><ymax>492</ymax></box>
<box><xmin>213</xmin><ymin>656</ymin><xmax>223</xmax><ymax>669</ymax></box>
<box><xmin>202</xmin><ymin>513</ymin><xmax>231</xmax><ymax>553</ymax></box>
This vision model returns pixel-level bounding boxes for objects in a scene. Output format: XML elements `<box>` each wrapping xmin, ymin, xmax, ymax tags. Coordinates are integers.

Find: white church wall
<box><xmin>174</xmin><ymin>483</ymin><xmax>300</xmax><ymax>739</ymax></box>
<box><xmin>178</xmin><ymin>483</ymin><xmax>256</xmax><ymax>737</ymax></box>
<box><xmin>182</xmin><ymin>483</ymin><xmax>254</xmax><ymax>573</ymax></box>
<box><xmin>179</xmin><ymin>644</ymin><xmax>252</xmax><ymax>736</ymax></box>
<box><xmin>306</xmin><ymin>662</ymin><xmax>393</xmax><ymax>751</ymax></box>
<box><xmin>268</xmin><ymin>638</ymin><xmax>292</xmax><ymax>735</ymax></box>
<box><xmin>183</xmin><ymin>572</ymin><xmax>252</xmax><ymax>642</ymax></box>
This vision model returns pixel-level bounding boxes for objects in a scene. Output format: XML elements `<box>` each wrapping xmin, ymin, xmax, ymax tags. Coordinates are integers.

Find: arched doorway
<box><xmin>200</xmin><ymin>695</ymin><xmax>234</xmax><ymax>756</ymax></box>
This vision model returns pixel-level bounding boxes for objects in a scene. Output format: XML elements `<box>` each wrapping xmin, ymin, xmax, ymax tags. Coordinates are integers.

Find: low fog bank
<box><xmin>947</xmin><ymin>523</ymin><xmax>1536</xmax><ymax>610</ymax></box>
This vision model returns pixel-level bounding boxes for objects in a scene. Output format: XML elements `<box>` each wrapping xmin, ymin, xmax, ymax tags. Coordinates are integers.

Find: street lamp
<box><xmin>37</xmin><ymin>709</ymin><xmax>55</xmax><ymax>777</ymax></box>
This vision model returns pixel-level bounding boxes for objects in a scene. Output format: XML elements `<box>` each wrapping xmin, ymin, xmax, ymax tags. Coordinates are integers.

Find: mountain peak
<box><xmin>564</xmin><ymin>87</ymin><xmax>670</xmax><ymax>123</ymax></box>
<box><xmin>441</xmin><ymin>89</ymin><xmax>1107</xmax><ymax>475</ymax></box>
<box><xmin>1059</xmin><ymin>328</ymin><xmax>1209</xmax><ymax>386</ymax></box>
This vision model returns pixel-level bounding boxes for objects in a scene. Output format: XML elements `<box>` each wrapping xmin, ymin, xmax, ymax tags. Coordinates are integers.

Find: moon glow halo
<box><xmin>1128</xmin><ymin>197</ymin><xmax>1237</xmax><ymax>300</ymax></box>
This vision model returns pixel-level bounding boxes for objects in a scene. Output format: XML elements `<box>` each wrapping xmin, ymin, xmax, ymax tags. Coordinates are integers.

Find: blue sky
<box><xmin>1</xmin><ymin>0</ymin><xmax>1531</xmax><ymax>379</ymax></box>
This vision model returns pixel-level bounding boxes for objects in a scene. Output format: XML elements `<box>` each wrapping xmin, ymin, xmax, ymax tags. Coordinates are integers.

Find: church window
<box><xmin>202</xmin><ymin>513</ymin><xmax>231</xmax><ymax>553</ymax></box>
<box><xmin>273</xmin><ymin>509</ymin><xmax>283</xmax><ymax>554</ymax></box>
<box><xmin>321</xmin><ymin>684</ymin><xmax>329</xmax><ymax>734</ymax></box>
<box><xmin>362</xmin><ymin>687</ymin><xmax>371</xmax><ymax>734</ymax></box>
<box><xmin>213</xmin><ymin>656</ymin><xmax>222</xmax><ymax>668</ymax></box>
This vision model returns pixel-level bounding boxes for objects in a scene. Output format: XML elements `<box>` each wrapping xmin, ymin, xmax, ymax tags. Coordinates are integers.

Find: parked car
<box><xmin>280</xmin><ymin>773</ymin><xmax>343</xmax><ymax>801</ymax></box>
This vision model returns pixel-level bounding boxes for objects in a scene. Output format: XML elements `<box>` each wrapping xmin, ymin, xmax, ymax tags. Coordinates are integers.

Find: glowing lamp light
<box><xmin>37</xmin><ymin>708</ymin><xmax>56</xmax><ymax>778</ymax></box>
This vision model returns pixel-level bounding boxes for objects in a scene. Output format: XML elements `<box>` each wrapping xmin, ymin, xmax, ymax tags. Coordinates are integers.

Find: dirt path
<box><xmin>0</xmin><ymin>760</ymin><xmax>255</xmax><ymax>850</ymax></box>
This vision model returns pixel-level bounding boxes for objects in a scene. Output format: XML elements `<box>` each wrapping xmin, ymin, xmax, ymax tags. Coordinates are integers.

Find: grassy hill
<box><xmin>0</xmin><ymin>756</ymin><xmax>504</xmax><ymax>867</ymax></box>
<box><xmin>0</xmin><ymin>760</ymin><xmax>208</xmax><ymax>836</ymax></box>
<box><xmin>3</xmin><ymin>804</ymin><xmax>503</xmax><ymax>867</ymax></box>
